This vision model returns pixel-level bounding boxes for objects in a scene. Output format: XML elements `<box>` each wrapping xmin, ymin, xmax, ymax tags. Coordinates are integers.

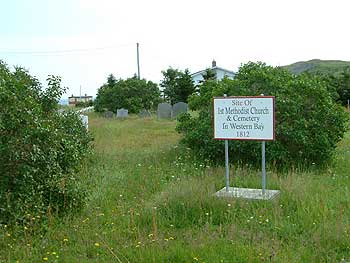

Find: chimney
<box><xmin>212</xmin><ymin>60</ymin><xmax>217</xmax><ymax>68</ymax></box>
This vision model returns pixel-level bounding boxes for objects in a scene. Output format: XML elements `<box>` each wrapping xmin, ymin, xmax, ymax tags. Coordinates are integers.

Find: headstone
<box><xmin>138</xmin><ymin>109</ymin><xmax>152</xmax><ymax>118</ymax></box>
<box><xmin>80</xmin><ymin>115</ymin><xmax>89</xmax><ymax>130</ymax></box>
<box><xmin>157</xmin><ymin>103</ymin><xmax>172</xmax><ymax>119</ymax></box>
<box><xmin>172</xmin><ymin>102</ymin><xmax>188</xmax><ymax>118</ymax></box>
<box><xmin>116</xmin><ymin>108</ymin><xmax>128</xmax><ymax>118</ymax></box>
<box><xmin>104</xmin><ymin>111</ymin><xmax>114</xmax><ymax>118</ymax></box>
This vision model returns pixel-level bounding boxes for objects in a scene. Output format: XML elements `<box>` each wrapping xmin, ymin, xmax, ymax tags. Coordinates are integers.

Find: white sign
<box><xmin>213</xmin><ymin>96</ymin><xmax>275</xmax><ymax>140</ymax></box>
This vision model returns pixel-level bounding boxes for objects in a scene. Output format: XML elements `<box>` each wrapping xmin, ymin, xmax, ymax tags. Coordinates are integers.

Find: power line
<box><xmin>0</xmin><ymin>43</ymin><xmax>134</xmax><ymax>56</ymax></box>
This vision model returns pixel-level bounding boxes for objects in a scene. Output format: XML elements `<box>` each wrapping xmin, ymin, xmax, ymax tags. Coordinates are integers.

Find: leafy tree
<box><xmin>94</xmin><ymin>75</ymin><xmax>160</xmax><ymax>113</ymax></box>
<box><xmin>107</xmin><ymin>73</ymin><xmax>117</xmax><ymax>87</ymax></box>
<box><xmin>188</xmin><ymin>68</ymin><xmax>220</xmax><ymax>110</ymax></box>
<box><xmin>177</xmin><ymin>62</ymin><xmax>348</xmax><ymax>169</ymax></box>
<box><xmin>335</xmin><ymin>67</ymin><xmax>350</xmax><ymax>106</ymax></box>
<box><xmin>0</xmin><ymin>60</ymin><xmax>92</xmax><ymax>223</ymax></box>
<box><xmin>160</xmin><ymin>68</ymin><xmax>195</xmax><ymax>104</ymax></box>
<box><xmin>201</xmin><ymin>68</ymin><xmax>217</xmax><ymax>82</ymax></box>
<box><xmin>301</xmin><ymin>68</ymin><xmax>350</xmax><ymax>106</ymax></box>
<box><xmin>188</xmin><ymin>79</ymin><xmax>218</xmax><ymax>111</ymax></box>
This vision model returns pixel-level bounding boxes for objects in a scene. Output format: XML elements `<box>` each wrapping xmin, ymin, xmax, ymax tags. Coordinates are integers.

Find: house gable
<box><xmin>191</xmin><ymin>61</ymin><xmax>235</xmax><ymax>85</ymax></box>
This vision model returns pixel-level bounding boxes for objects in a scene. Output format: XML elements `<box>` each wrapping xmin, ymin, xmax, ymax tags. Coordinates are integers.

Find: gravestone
<box><xmin>157</xmin><ymin>103</ymin><xmax>172</xmax><ymax>119</ymax></box>
<box><xmin>139</xmin><ymin>109</ymin><xmax>152</xmax><ymax>118</ymax></box>
<box><xmin>117</xmin><ymin>108</ymin><xmax>128</xmax><ymax>118</ymax></box>
<box><xmin>172</xmin><ymin>102</ymin><xmax>188</xmax><ymax>118</ymax></box>
<box><xmin>80</xmin><ymin>115</ymin><xmax>89</xmax><ymax>130</ymax></box>
<box><xmin>104</xmin><ymin>111</ymin><xmax>114</xmax><ymax>118</ymax></box>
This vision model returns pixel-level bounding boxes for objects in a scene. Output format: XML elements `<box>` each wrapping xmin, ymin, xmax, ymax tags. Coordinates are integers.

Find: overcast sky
<box><xmin>1</xmin><ymin>0</ymin><xmax>350</xmax><ymax>98</ymax></box>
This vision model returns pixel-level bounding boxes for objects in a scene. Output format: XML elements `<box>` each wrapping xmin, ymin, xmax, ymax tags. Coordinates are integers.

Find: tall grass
<box><xmin>1</xmin><ymin>114</ymin><xmax>349</xmax><ymax>262</ymax></box>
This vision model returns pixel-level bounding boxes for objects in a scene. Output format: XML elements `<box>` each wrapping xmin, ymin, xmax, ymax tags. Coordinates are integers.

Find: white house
<box><xmin>191</xmin><ymin>60</ymin><xmax>235</xmax><ymax>85</ymax></box>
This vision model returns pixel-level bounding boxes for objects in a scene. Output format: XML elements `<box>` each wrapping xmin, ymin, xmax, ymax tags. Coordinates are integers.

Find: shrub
<box><xmin>76</xmin><ymin>100</ymin><xmax>93</xmax><ymax>108</ymax></box>
<box><xmin>178</xmin><ymin>62</ymin><xmax>348</xmax><ymax>168</ymax></box>
<box><xmin>0</xmin><ymin>61</ymin><xmax>93</xmax><ymax>223</ymax></box>
<box><xmin>94</xmin><ymin>74</ymin><xmax>160</xmax><ymax>113</ymax></box>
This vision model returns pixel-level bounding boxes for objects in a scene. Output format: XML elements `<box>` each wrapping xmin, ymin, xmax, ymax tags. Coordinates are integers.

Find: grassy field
<box><xmin>1</xmin><ymin>114</ymin><xmax>350</xmax><ymax>262</ymax></box>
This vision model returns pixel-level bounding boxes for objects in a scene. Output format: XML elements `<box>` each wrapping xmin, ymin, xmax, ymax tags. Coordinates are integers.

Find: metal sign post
<box><xmin>262</xmin><ymin>140</ymin><xmax>266</xmax><ymax>195</ymax></box>
<box><xmin>261</xmin><ymin>94</ymin><xmax>266</xmax><ymax>195</ymax></box>
<box><xmin>225</xmin><ymin>140</ymin><xmax>229</xmax><ymax>192</ymax></box>
<box><xmin>223</xmin><ymin>94</ymin><xmax>230</xmax><ymax>192</ymax></box>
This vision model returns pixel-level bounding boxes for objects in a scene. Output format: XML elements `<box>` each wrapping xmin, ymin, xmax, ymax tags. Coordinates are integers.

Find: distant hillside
<box><xmin>283</xmin><ymin>59</ymin><xmax>350</xmax><ymax>75</ymax></box>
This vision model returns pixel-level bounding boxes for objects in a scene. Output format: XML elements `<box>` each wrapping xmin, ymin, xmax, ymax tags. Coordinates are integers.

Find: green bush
<box><xmin>75</xmin><ymin>100</ymin><xmax>93</xmax><ymax>108</ymax></box>
<box><xmin>94</xmin><ymin>74</ymin><xmax>160</xmax><ymax>113</ymax></box>
<box><xmin>178</xmin><ymin>62</ymin><xmax>348</xmax><ymax>168</ymax></box>
<box><xmin>0</xmin><ymin>61</ymin><xmax>93</xmax><ymax>223</ymax></box>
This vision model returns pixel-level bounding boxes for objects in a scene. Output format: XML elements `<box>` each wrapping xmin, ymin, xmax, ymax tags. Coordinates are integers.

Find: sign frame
<box><xmin>212</xmin><ymin>96</ymin><xmax>276</xmax><ymax>141</ymax></box>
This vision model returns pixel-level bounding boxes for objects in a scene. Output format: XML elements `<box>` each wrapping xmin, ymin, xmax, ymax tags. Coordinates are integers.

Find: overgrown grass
<box><xmin>1</xmin><ymin>114</ymin><xmax>349</xmax><ymax>262</ymax></box>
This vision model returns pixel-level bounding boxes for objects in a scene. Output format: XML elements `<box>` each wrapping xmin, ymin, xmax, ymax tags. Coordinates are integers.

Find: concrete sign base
<box><xmin>215</xmin><ymin>187</ymin><xmax>280</xmax><ymax>200</ymax></box>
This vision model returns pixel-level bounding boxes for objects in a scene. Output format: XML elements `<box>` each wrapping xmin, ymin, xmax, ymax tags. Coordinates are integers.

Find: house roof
<box><xmin>191</xmin><ymin>66</ymin><xmax>235</xmax><ymax>77</ymax></box>
<box><xmin>68</xmin><ymin>95</ymin><xmax>93</xmax><ymax>99</ymax></box>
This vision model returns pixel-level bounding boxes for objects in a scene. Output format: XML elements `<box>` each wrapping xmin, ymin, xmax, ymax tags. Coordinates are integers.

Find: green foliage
<box><xmin>333</xmin><ymin>67</ymin><xmax>350</xmax><ymax>106</ymax></box>
<box><xmin>94</xmin><ymin>74</ymin><xmax>160</xmax><ymax>113</ymax></box>
<box><xmin>0</xmin><ymin>61</ymin><xmax>93</xmax><ymax>223</ymax></box>
<box><xmin>284</xmin><ymin>60</ymin><xmax>350</xmax><ymax>105</ymax></box>
<box><xmin>201</xmin><ymin>68</ymin><xmax>217</xmax><ymax>82</ymax></box>
<box><xmin>178</xmin><ymin>62</ymin><xmax>348</xmax><ymax>168</ymax></box>
<box><xmin>188</xmin><ymin>79</ymin><xmax>221</xmax><ymax>110</ymax></box>
<box><xmin>75</xmin><ymin>100</ymin><xmax>93</xmax><ymax>108</ymax></box>
<box><xmin>160</xmin><ymin>68</ymin><xmax>195</xmax><ymax>104</ymax></box>
<box><xmin>298</xmin><ymin>68</ymin><xmax>350</xmax><ymax>107</ymax></box>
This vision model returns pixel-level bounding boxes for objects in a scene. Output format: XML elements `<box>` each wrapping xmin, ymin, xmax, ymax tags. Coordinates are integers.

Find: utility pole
<box><xmin>137</xmin><ymin>43</ymin><xmax>140</xmax><ymax>79</ymax></box>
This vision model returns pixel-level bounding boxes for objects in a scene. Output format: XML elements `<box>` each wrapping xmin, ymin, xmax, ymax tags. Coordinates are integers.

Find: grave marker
<box><xmin>80</xmin><ymin>115</ymin><xmax>89</xmax><ymax>130</ymax></box>
<box><xmin>157</xmin><ymin>103</ymin><xmax>172</xmax><ymax>119</ymax></box>
<box><xmin>172</xmin><ymin>102</ymin><xmax>188</xmax><ymax>118</ymax></box>
<box><xmin>116</xmin><ymin>108</ymin><xmax>128</xmax><ymax>118</ymax></box>
<box><xmin>104</xmin><ymin>111</ymin><xmax>114</xmax><ymax>118</ymax></box>
<box><xmin>139</xmin><ymin>109</ymin><xmax>152</xmax><ymax>118</ymax></box>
